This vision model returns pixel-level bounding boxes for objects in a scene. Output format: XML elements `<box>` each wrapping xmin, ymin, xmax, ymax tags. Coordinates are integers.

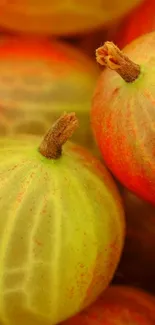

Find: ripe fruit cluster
<box><xmin>1</xmin><ymin>1</ymin><xmax>155</xmax><ymax>324</ymax></box>
<box><xmin>88</xmin><ymin>30</ymin><xmax>155</xmax><ymax>325</ymax></box>
<box><xmin>61</xmin><ymin>28</ymin><xmax>155</xmax><ymax>325</ymax></box>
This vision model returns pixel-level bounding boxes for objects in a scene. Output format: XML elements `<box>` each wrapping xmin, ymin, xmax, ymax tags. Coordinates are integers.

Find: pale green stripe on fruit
<box><xmin>26</xmin><ymin>165</ymin><xmax>63</xmax><ymax>319</ymax></box>
<box><xmin>0</xmin><ymin>163</ymin><xmax>39</xmax><ymax>322</ymax></box>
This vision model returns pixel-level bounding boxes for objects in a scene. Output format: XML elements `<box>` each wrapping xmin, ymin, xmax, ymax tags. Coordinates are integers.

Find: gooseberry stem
<box><xmin>39</xmin><ymin>112</ymin><xmax>79</xmax><ymax>159</ymax></box>
<box><xmin>96</xmin><ymin>41</ymin><xmax>140</xmax><ymax>83</ymax></box>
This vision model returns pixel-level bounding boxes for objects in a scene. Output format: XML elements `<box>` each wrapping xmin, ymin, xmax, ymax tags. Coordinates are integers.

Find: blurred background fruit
<box><xmin>113</xmin><ymin>188</ymin><xmax>155</xmax><ymax>293</ymax></box>
<box><xmin>0</xmin><ymin>0</ymin><xmax>142</xmax><ymax>35</ymax></box>
<box><xmin>60</xmin><ymin>27</ymin><xmax>107</xmax><ymax>59</ymax></box>
<box><xmin>107</xmin><ymin>0</ymin><xmax>155</xmax><ymax>49</ymax></box>
<box><xmin>0</xmin><ymin>36</ymin><xmax>99</xmax><ymax>152</ymax></box>
<box><xmin>63</xmin><ymin>285</ymin><xmax>155</xmax><ymax>325</ymax></box>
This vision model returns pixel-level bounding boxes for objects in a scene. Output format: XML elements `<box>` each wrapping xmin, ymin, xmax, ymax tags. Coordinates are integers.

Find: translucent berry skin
<box><xmin>63</xmin><ymin>285</ymin><xmax>155</xmax><ymax>325</ymax></box>
<box><xmin>0</xmin><ymin>36</ymin><xmax>98</xmax><ymax>152</ymax></box>
<box><xmin>91</xmin><ymin>32</ymin><xmax>155</xmax><ymax>204</ymax></box>
<box><xmin>0</xmin><ymin>0</ymin><xmax>142</xmax><ymax>35</ymax></box>
<box><xmin>0</xmin><ymin>136</ymin><xmax>125</xmax><ymax>325</ymax></box>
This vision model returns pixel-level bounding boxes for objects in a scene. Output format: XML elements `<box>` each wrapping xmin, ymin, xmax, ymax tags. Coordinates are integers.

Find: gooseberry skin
<box><xmin>0</xmin><ymin>36</ymin><xmax>98</xmax><ymax>151</ymax></box>
<box><xmin>91</xmin><ymin>32</ymin><xmax>155</xmax><ymax>204</ymax></box>
<box><xmin>0</xmin><ymin>136</ymin><xmax>125</xmax><ymax>325</ymax></box>
<box><xmin>0</xmin><ymin>0</ymin><xmax>142</xmax><ymax>35</ymax></box>
<box><xmin>62</xmin><ymin>285</ymin><xmax>155</xmax><ymax>325</ymax></box>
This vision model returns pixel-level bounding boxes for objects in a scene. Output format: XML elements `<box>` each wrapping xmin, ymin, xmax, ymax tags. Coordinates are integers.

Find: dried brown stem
<box><xmin>39</xmin><ymin>112</ymin><xmax>78</xmax><ymax>159</ymax></box>
<box><xmin>96</xmin><ymin>41</ymin><xmax>140</xmax><ymax>83</ymax></box>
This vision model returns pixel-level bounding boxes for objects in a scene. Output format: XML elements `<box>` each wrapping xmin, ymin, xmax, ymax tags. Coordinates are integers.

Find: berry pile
<box><xmin>0</xmin><ymin>1</ymin><xmax>155</xmax><ymax>324</ymax></box>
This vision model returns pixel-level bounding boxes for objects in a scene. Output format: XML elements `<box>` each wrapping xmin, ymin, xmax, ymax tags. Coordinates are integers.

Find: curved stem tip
<box><xmin>96</xmin><ymin>41</ymin><xmax>140</xmax><ymax>83</ymax></box>
<box><xmin>39</xmin><ymin>112</ymin><xmax>79</xmax><ymax>159</ymax></box>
